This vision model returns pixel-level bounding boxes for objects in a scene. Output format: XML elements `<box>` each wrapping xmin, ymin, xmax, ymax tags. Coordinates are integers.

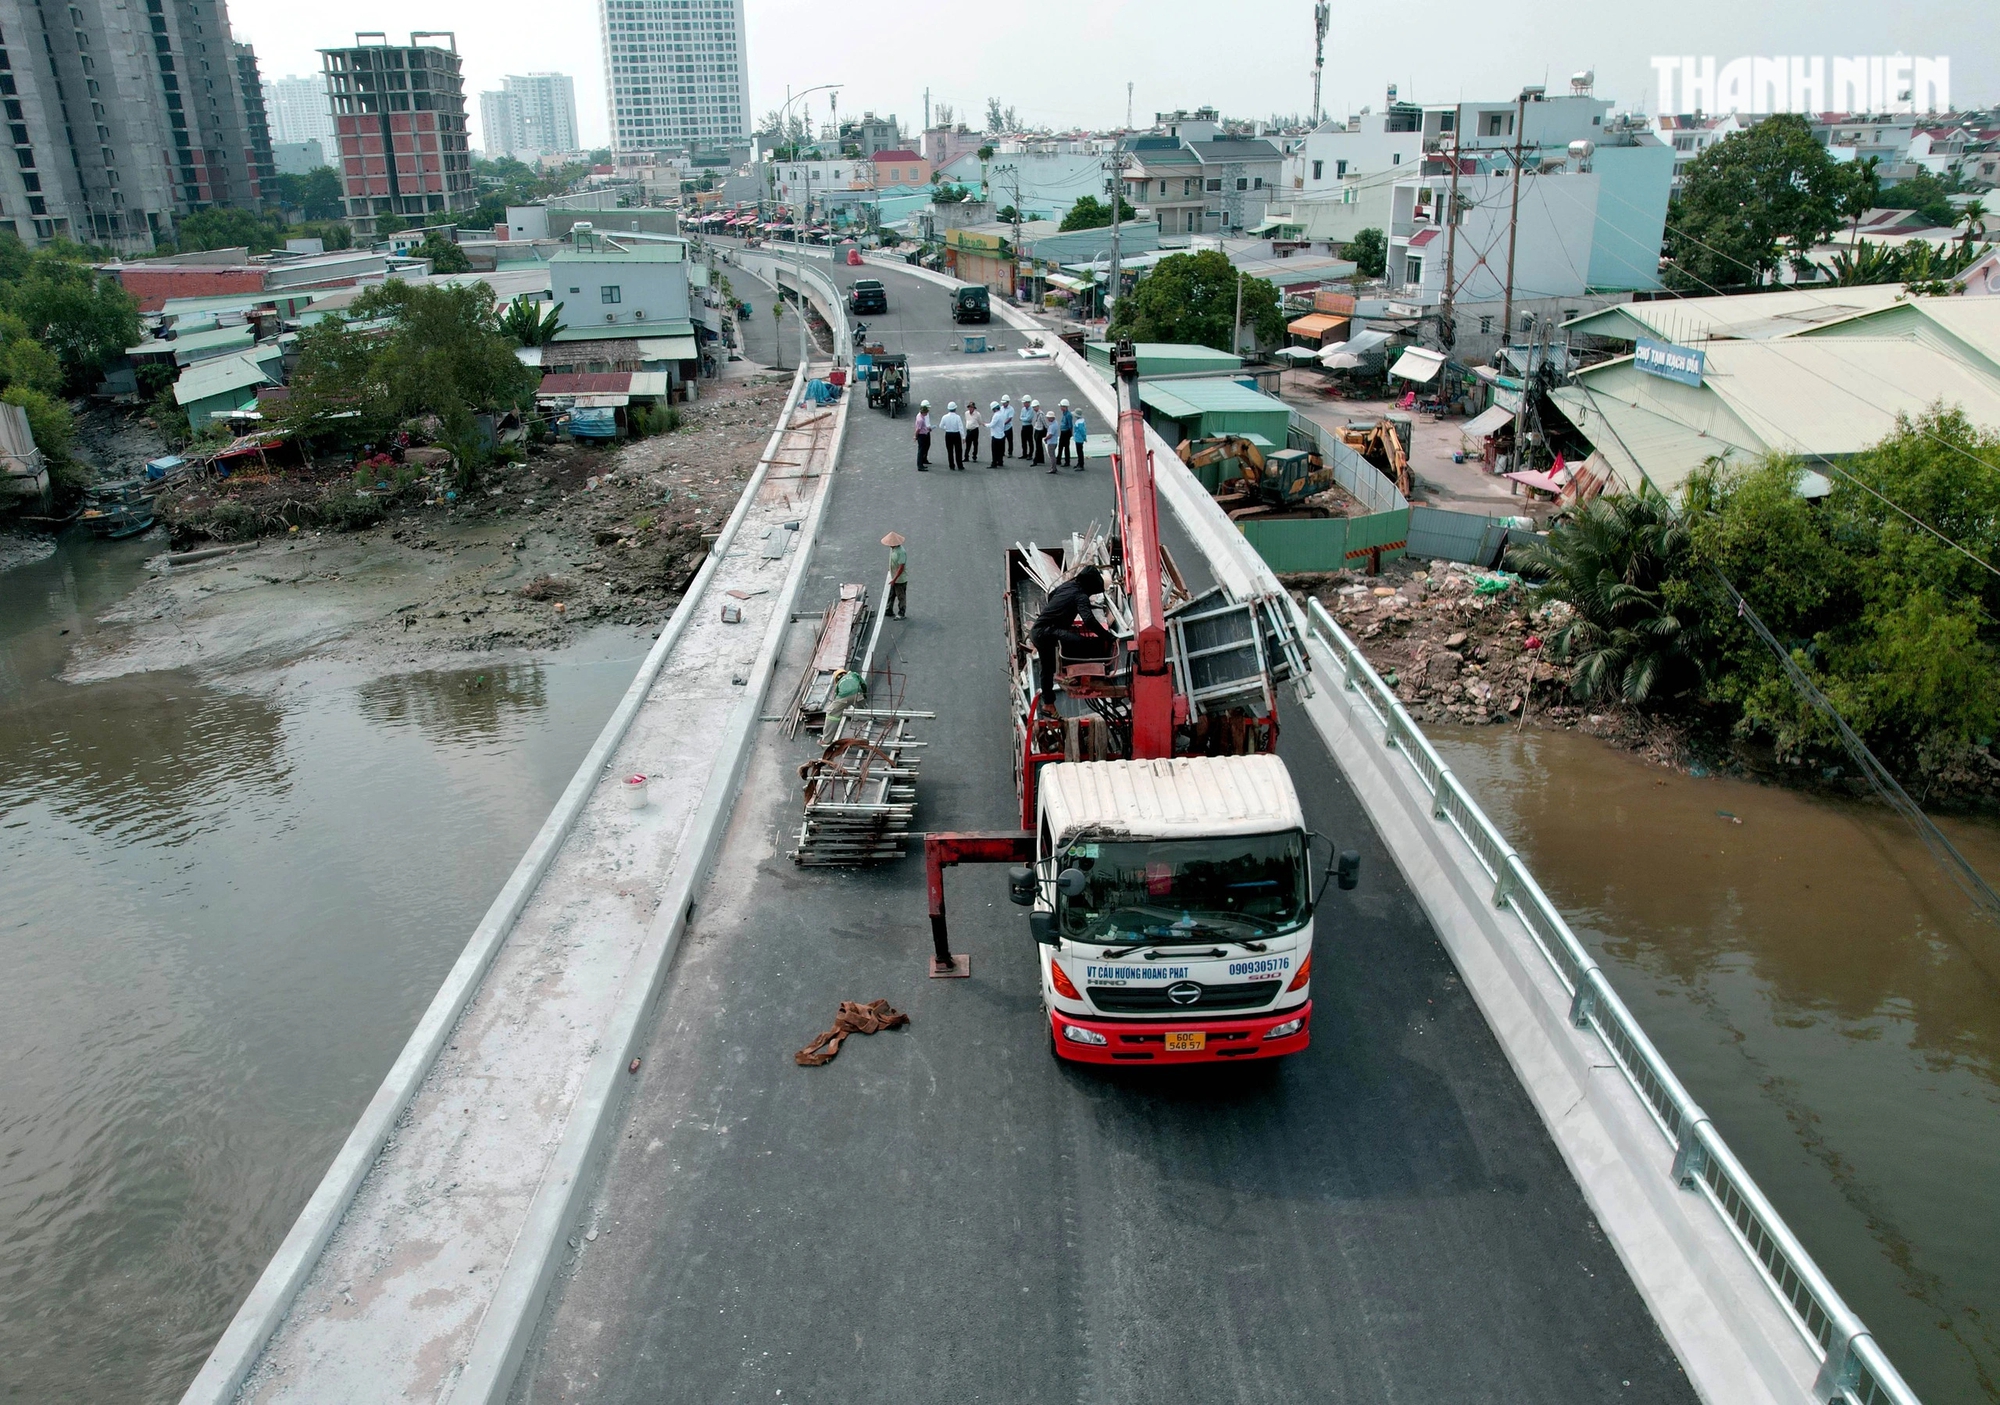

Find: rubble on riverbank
<box><xmin>1285</xmin><ymin>556</ymin><xmax>1693</xmax><ymax>770</ymax></box>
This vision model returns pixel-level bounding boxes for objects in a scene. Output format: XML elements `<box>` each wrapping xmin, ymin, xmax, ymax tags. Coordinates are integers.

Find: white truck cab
<box><xmin>1013</xmin><ymin>754</ymin><xmax>1352</xmax><ymax>1065</ymax></box>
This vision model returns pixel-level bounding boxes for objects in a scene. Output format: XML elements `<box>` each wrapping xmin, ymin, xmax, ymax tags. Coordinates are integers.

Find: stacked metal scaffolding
<box><xmin>791</xmin><ymin>709</ymin><xmax>931</xmax><ymax>866</ymax></box>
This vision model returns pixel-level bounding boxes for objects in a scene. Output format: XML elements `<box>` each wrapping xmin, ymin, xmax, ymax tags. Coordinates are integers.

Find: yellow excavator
<box><xmin>1176</xmin><ymin>436</ymin><xmax>1335</xmax><ymax>519</ymax></box>
<box><xmin>1336</xmin><ymin>419</ymin><xmax>1413</xmax><ymax>498</ymax></box>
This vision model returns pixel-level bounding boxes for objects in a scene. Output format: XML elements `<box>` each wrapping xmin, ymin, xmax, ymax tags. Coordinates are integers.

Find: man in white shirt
<box><xmin>990</xmin><ymin>399</ymin><xmax>1013</xmax><ymax>467</ymax></box>
<box><xmin>939</xmin><ymin>401</ymin><xmax>966</xmax><ymax>470</ymax></box>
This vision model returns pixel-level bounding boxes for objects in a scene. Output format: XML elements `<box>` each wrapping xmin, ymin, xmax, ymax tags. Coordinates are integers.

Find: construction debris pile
<box><xmin>1295</xmin><ymin>558</ymin><xmax>1689</xmax><ymax>765</ymax></box>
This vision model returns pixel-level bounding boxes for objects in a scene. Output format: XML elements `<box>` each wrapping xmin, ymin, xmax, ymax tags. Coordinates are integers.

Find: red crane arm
<box><xmin>1110</xmin><ymin>339</ymin><xmax>1175</xmax><ymax>758</ymax></box>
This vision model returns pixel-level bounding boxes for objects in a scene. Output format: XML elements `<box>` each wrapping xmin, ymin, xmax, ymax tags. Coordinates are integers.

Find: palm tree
<box><xmin>498</xmin><ymin>295</ymin><xmax>565</xmax><ymax>347</ymax></box>
<box><xmin>1958</xmin><ymin>198</ymin><xmax>1989</xmax><ymax>250</ymax></box>
<box><xmin>1818</xmin><ymin>240</ymin><xmax>1902</xmax><ymax>286</ymax></box>
<box><xmin>1508</xmin><ymin>490</ymin><xmax>1703</xmax><ymax>705</ymax></box>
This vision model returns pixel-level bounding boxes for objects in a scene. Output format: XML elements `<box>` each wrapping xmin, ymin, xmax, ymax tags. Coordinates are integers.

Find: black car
<box><xmin>849</xmin><ymin>279</ymin><xmax>887</xmax><ymax>314</ymax></box>
<box><xmin>950</xmin><ymin>285</ymin><xmax>990</xmax><ymax>323</ymax></box>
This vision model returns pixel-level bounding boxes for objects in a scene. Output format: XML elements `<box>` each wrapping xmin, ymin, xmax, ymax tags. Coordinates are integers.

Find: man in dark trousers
<box><xmin>1030</xmin><ymin>565</ymin><xmax>1111</xmax><ymax>701</ymax></box>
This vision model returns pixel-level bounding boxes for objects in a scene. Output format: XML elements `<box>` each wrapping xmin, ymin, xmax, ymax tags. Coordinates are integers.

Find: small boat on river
<box><xmin>80</xmin><ymin>479</ymin><xmax>157</xmax><ymax>540</ymax></box>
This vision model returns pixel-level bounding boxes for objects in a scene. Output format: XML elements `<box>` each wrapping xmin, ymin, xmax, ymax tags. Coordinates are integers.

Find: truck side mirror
<box><xmin>1028</xmin><ymin>912</ymin><xmax>1057</xmax><ymax>946</ymax></box>
<box><xmin>1007</xmin><ymin>866</ymin><xmax>1036</xmax><ymax>906</ymax></box>
<box><xmin>1337</xmin><ymin>851</ymin><xmax>1361</xmax><ymax>891</ymax></box>
<box><xmin>1057</xmin><ymin>867</ymin><xmax>1087</xmax><ymax>898</ymax></box>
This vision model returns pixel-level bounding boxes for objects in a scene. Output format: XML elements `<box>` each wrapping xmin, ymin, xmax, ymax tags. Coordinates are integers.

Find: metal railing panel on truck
<box><xmin>1302</xmin><ymin>594</ymin><xmax>1921</xmax><ymax>1405</ymax></box>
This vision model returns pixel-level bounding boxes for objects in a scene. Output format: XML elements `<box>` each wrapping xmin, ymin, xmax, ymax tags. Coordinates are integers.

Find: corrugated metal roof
<box><xmin>1563</xmin><ymin>285</ymin><xmax>1906</xmax><ymax>343</ymax></box>
<box><xmin>173</xmin><ymin>347</ymin><xmax>284</xmax><ymax>405</ymax></box>
<box><xmin>539</xmin><ymin>372</ymin><xmax>632</xmax><ymax>395</ymax></box>
<box><xmin>1558</xmin><ymin>334</ymin><xmax>2000</xmax><ymax>495</ymax></box>
<box><xmin>1040</xmin><ymin>756</ymin><xmax>1303</xmax><ymax>844</ymax></box>
<box><xmin>1796</xmin><ymin>296</ymin><xmax>2000</xmax><ymax>379</ymax></box>
<box><xmin>1138</xmin><ymin>377</ymin><xmax>1291</xmax><ymax>420</ymax></box>
<box><xmin>171</xmin><ymin>325</ymin><xmax>258</xmax><ymax>358</ymax></box>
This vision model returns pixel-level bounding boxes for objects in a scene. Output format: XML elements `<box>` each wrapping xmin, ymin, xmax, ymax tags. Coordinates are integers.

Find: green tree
<box><xmin>0</xmin><ymin>237</ymin><xmax>141</xmax><ymax>388</ymax></box>
<box><xmin>373</xmin><ymin>211</ymin><xmax>409</xmax><ymax>236</ymax></box>
<box><xmin>1510</xmin><ymin>489</ymin><xmax>1711</xmax><ymax>704</ymax></box>
<box><xmin>1059</xmin><ymin>194</ymin><xmax>1137</xmax><ymax>232</ymax></box>
<box><xmin>1108</xmin><ymin>249</ymin><xmax>1283</xmax><ymax>351</ymax></box>
<box><xmin>413</xmin><ymin>231</ymin><xmax>472</xmax><ymax>273</ymax></box>
<box><xmin>996</xmin><ymin>205</ymin><xmax>1018</xmax><ymax>224</ymax></box>
<box><xmin>173</xmin><ymin>206</ymin><xmax>289</xmax><ymax>253</ymax></box>
<box><xmin>1681</xmin><ymin>414</ymin><xmax>2000</xmax><ymax>769</ymax></box>
<box><xmin>277</xmin><ymin>281</ymin><xmax>537</xmax><ymax>489</ymax></box>
<box><xmin>498</xmin><ymin>294</ymin><xmax>565</xmax><ymax>346</ymax></box>
<box><xmin>268</xmin><ymin>166</ymin><xmax>346</xmax><ymax>220</ymax></box>
<box><xmin>1876</xmin><ymin>169</ymin><xmax>1957</xmax><ymax>226</ymax></box>
<box><xmin>1665</xmin><ymin>114</ymin><xmax>1855</xmax><ymax>290</ymax></box>
<box><xmin>1345</xmin><ymin>227</ymin><xmax>1386</xmax><ymax>278</ymax></box>
<box><xmin>3</xmin><ymin>384</ymin><xmax>78</xmax><ymax>487</ymax></box>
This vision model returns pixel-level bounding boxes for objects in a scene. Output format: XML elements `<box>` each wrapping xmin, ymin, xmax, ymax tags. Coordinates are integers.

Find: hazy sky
<box><xmin>227</xmin><ymin>0</ymin><xmax>1998</xmax><ymax>152</ymax></box>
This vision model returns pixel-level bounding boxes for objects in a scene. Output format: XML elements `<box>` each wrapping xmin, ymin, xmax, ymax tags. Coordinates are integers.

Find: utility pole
<box><xmin>924</xmin><ymin>88</ymin><xmax>930</xmax><ymax>131</ymax></box>
<box><xmin>1105</xmin><ymin>149</ymin><xmax>1128</xmax><ymax>328</ymax></box>
<box><xmin>1126</xmin><ymin>82</ymin><xmax>1134</xmax><ymax>132</ymax></box>
<box><xmin>1311</xmin><ymin>1</ymin><xmax>1330</xmax><ymax>126</ymax></box>
<box><xmin>1232</xmin><ymin>268</ymin><xmax>1244</xmax><ymax>356</ymax></box>
<box><xmin>1438</xmin><ymin>103</ymin><xmax>1462</xmax><ymax>356</ymax></box>
<box><xmin>1501</xmin><ymin>87</ymin><xmax>1535</xmax><ymax>349</ymax></box>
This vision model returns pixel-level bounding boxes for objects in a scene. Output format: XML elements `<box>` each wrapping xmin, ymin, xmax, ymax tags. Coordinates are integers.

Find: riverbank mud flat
<box><xmin>62</xmin><ymin>375</ymin><xmax>791</xmax><ymax>683</ymax></box>
<box><xmin>1292</xmin><ymin>556</ymin><xmax>2000</xmax><ymax>808</ymax></box>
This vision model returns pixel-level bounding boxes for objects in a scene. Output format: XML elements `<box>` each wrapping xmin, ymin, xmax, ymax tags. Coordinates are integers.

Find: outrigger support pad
<box><xmin>922</xmin><ymin>830</ymin><xmax>1035</xmax><ymax>976</ymax></box>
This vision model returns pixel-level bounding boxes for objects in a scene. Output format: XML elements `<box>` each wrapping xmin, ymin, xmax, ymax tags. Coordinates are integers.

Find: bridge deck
<box><xmin>511</xmin><ymin>258</ymin><xmax>1695</xmax><ymax>1404</ymax></box>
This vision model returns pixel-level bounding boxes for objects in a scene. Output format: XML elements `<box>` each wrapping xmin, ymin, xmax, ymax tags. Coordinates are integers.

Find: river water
<box><xmin>0</xmin><ymin>536</ymin><xmax>648</xmax><ymax>1402</ymax></box>
<box><xmin>1437</xmin><ymin>726</ymin><xmax>2000</xmax><ymax>1405</ymax></box>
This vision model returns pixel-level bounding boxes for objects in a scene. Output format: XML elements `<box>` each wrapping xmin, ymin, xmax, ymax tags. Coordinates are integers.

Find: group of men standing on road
<box><xmin>912</xmin><ymin>394</ymin><xmax>1088</xmax><ymax>473</ymax></box>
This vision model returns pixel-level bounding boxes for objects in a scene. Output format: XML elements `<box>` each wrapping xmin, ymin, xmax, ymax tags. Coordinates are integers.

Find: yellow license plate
<box><xmin>1164</xmin><ymin>1031</ymin><xmax>1206</xmax><ymax>1052</ymax></box>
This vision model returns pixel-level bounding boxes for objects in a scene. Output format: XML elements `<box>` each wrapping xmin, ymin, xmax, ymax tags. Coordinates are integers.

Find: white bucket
<box><xmin>622</xmin><ymin>774</ymin><xmax>650</xmax><ymax>809</ymax></box>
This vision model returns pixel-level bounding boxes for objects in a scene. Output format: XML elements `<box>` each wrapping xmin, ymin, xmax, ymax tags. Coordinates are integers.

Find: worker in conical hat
<box><xmin>882</xmin><ymin>533</ymin><xmax>908</xmax><ymax>618</ymax></box>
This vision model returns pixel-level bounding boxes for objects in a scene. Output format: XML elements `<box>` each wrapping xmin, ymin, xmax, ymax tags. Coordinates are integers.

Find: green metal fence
<box><xmin>1236</xmin><ymin>509</ymin><xmax>1410</xmax><ymax>573</ymax></box>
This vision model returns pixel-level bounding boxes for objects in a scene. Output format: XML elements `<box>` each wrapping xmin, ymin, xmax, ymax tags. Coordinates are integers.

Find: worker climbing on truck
<box><xmin>1030</xmin><ymin>564</ymin><xmax>1110</xmax><ymax>702</ymax></box>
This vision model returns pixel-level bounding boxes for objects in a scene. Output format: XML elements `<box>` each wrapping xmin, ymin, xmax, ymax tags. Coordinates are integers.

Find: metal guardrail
<box><xmin>1302</xmin><ymin>596</ymin><xmax>1921</xmax><ymax>1405</ymax></box>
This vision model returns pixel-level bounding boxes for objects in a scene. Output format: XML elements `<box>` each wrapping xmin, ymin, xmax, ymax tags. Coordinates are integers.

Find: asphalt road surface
<box><xmin>512</xmin><ymin>254</ymin><xmax>1695</xmax><ymax>1405</ymax></box>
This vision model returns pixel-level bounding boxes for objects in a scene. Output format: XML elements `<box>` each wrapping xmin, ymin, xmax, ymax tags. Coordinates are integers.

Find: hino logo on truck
<box><xmin>1168</xmin><ymin>982</ymin><xmax>1202</xmax><ymax>1006</ymax></box>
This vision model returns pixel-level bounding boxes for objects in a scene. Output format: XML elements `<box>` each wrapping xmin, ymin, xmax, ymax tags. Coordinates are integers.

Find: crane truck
<box><xmin>924</xmin><ymin>340</ymin><xmax>1358</xmax><ymax>1065</ymax></box>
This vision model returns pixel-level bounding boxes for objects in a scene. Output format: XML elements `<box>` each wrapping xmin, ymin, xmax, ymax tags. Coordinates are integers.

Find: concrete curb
<box><xmin>179</xmin><ymin>364</ymin><xmax>816</xmax><ymax>1405</ymax></box>
<box><xmin>446</xmin><ymin>260</ymin><xmax>856</xmax><ymax>1405</ymax></box>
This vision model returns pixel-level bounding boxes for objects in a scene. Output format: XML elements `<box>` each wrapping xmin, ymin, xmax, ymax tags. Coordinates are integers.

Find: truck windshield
<box><xmin>1057</xmin><ymin>831</ymin><xmax>1308</xmax><ymax>942</ymax></box>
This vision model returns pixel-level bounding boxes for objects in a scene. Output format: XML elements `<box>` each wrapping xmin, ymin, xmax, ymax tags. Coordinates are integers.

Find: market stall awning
<box><xmin>1390</xmin><ymin>347</ymin><xmax>1447</xmax><ymax>383</ymax></box>
<box><xmin>1273</xmin><ymin>346</ymin><xmax>1322</xmax><ymax>361</ymax></box>
<box><xmin>1046</xmin><ymin>273</ymin><xmax>1093</xmax><ymax>293</ymax></box>
<box><xmin>1287</xmin><ymin>312</ymin><xmax>1345</xmax><ymax>341</ymax></box>
<box><xmin>1462</xmin><ymin>404</ymin><xmax>1515</xmax><ymax>438</ymax></box>
<box><xmin>1320</xmin><ymin>328</ymin><xmax>1392</xmax><ymax>367</ymax></box>
<box><xmin>635</xmin><ymin>335</ymin><xmax>699</xmax><ymax>362</ymax></box>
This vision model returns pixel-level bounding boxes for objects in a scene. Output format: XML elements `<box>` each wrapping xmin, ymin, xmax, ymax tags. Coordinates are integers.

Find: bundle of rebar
<box><xmin>790</xmin><ymin>709</ymin><xmax>932</xmax><ymax>866</ymax></box>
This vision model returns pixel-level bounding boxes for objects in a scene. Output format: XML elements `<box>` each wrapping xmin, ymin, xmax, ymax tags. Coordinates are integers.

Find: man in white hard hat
<box><xmin>999</xmin><ymin>394</ymin><xmax>1015</xmax><ymax>458</ymax></box>
<box><xmin>940</xmin><ymin>400</ymin><xmax>965</xmax><ymax>471</ymax></box>
<box><xmin>1055</xmin><ymin>398</ymin><xmax>1075</xmax><ymax>467</ymax></box>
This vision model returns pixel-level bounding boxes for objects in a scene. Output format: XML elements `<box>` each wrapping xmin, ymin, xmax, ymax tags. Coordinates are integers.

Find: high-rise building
<box><xmin>600</xmin><ymin>0</ymin><xmax>750</xmax><ymax>154</ymax></box>
<box><xmin>479</xmin><ymin>73</ymin><xmax>579</xmax><ymax>160</ymax></box>
<box><xmin>233</xmin><ymin>43</ymin><xmax>277</xmax><ymax>202</ymax></box>
<box><xmin>0</xmin><ymin>0</ymin><xmax>271</xmax><ymax>251</ymax></box>
<box><xmin>264</xmin><ymin>73</ymin><xmax>338</xmax><ymax>147</ymax></box>
<box><xmin>320</xmin><ymin>32</ymin><xmax>476</xmax><ymax>234</ymax></box>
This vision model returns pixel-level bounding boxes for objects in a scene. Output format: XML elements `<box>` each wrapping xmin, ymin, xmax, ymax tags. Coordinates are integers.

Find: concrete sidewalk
<box><xmin>212</xmin><ymin>365</ymin><xmax>848</xmax><ymax>1404</ymax></box>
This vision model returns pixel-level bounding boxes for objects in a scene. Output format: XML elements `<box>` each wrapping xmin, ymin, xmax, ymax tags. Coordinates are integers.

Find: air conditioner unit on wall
<box><xmin>605</xmin><ymin>312</ymin><xmax>618</xmax><ymax>322</ymax></box>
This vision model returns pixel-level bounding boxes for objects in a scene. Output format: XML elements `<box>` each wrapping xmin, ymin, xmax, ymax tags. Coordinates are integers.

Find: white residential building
<box><xmin>480</xmin><ymin>73</ymin><xmax>580</xmax><ymax>160</ymax></box>
<box><xmin>1278</xmin><ymin>89</ymin><xmax>1621</xmax><ymax>245</ymax></box>
<box><xmin>263</xmin><ymin>74</ymin><xmax>337</xmax><ymax>147</ymax></box>
<box><xmin>600</xmin><ymin>0</ymin><xmax>751</xmax><ymax>153</ymax></box>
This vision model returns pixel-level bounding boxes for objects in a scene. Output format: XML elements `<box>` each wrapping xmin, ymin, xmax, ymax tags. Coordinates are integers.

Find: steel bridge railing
<box><xmin>1303</xmin><ymin>596</ymin><xmax>1920</xmax><ymax>1405</ymax></box>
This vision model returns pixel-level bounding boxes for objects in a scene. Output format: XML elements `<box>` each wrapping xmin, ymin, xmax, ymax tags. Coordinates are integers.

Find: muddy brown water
<box><xmin>1436</xmin><ymin>726</ymin><xmax>2000</xmax><ymax>1405</ymax></box>
<box><xmin>0</xmin><ymin>535</ymin><xmax>650</xmax><ymax>1402</ymax></box>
